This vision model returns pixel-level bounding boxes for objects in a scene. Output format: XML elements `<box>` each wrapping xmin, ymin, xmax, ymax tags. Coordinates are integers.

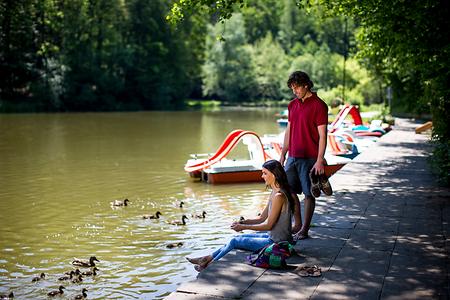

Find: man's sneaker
<box><xmin>319</xmin><ymin>174</ymin><xmax>333</xmax><ymax>196</ymax></box>
<box><xmin>309</xmin><ymin>171</ymin><xmax>321</xmax><ymax>198</ymax></box>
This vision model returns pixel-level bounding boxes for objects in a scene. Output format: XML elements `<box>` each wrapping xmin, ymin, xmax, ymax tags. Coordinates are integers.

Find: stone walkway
<box><xmin>166</xmin><ymin>118</ymin><xmax>449</xmax><ymax>300</ymax></box>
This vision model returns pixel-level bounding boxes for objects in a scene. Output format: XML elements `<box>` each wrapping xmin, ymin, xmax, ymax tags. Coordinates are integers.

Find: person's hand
<box><xmin>231</xmin><ymin>222</ymin><xmax>243</xmax><ymax>232</ymax></box>
<box><xmin>312</xmin><ymin>159</ymin><xmax>325</xmax><ymax>175</ymax></box>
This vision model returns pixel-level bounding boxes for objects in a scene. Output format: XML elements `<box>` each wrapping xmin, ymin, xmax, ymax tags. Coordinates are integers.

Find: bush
<box><xmin>429</xmin><ymin>138</ymin><xmax>450</xmax><ymax>186</ymax></box>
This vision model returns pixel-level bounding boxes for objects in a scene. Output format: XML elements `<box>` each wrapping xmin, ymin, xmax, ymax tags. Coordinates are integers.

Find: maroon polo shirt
<box><xmin>287</xmin><ymin>92</ymin><xmax>328</xmax><ymax>159</ymax></box>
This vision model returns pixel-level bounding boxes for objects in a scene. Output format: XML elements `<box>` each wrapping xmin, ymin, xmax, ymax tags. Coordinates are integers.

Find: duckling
<box><xmin>81</xmin><ymin>267</ymin><xmax>98</xmax><ymax>276</ymax></box>
<box><xmin>65</xmin><ymin>268</ymin><xmax>80</xmax><ymax>276</ymax></box>
<box><xmin>111</xmin><ymin>199</ymin><xmax>130</xmax><ymax>206</ymax></box>
<box><xmin>192</xmin><ymin>211</ymin><xmax>207</xmax><ymax>219</ymax></box>
<box><xmin>0</xmin><ymin>292</ymin><xmax>13</xmax><ymax>299</ymax></box>
<box><xmin>47</xmin><ymin>286</ymin><xmax>65</xmax><ymax>297</ymax></box>
<box><xmin>74</xmin><ymin>288</ymin><xmax>88</xmax><ymax>300</ymax></box>
<box><xmin>72</xmin><ymin>256</ymin><xmax>100</xmax><ymax>267</ymax></box>
<box><xmin>71</xmin><ymin>275</ymin><xmax>83</xmax><ymax>284</ymax></box>
<box><xmin>166</xmin><ymin>242</ymin><xmax>184</xmax><ymax>249</ymax></box>
<box><xmin>168</xmin><ymin>215</ymin><xmax>188</xmax><ymax>225</ymax></box>
<box><xmin>143</xmin><ymin>211</ymin><xmax>162</xmax><ymax>219</ymax></box>
<box><xmin>58</xmin><ymin>271</ymin><xmax>74</xmax><ymax>281</ymax></box>
<box><xmin>31</xmin><ymin>272</ymin><xmax>45</xmax><ymax>282</ymax></box>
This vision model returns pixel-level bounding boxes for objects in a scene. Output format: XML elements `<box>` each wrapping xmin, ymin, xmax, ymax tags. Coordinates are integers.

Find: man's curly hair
<box><xmin>287</xmin><ymin>71</ymin><xmax>314</xmax><ymax>89</ymax></box>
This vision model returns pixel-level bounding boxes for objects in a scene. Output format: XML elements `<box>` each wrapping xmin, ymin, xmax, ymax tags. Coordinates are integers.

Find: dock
<box><xmin>166</xmin><ymin>118</ymin><xmax>449</xmax><ymax>299</ymax></box>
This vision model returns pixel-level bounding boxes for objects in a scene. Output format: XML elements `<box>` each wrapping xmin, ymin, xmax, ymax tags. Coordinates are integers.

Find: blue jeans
<box><xmin>212</xmin><ymin>232</ymin><xmax>273</xmax><ymax>261</ymax></box>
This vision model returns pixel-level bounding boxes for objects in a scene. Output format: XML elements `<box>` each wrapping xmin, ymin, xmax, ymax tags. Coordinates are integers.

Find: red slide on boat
<box><xmin>329</xmin><ymin>104</ymin><xmax>363</xmax><ymax>133</ymax></box>
<box><xmin>184</xmin><ymin>130</ymin><xmax>268</xmax><ymax>173</ymax></box>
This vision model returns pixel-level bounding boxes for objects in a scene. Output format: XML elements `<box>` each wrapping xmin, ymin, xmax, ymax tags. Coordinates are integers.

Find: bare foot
<box><xmin>293</xmin><ymin>231</ymin><xmax>309</xmax><ymax>241</ymax></box>
<box><xmin>186</xmin><ymin>256</ymin><xmax>207</xmax><ymax>265</ymax></box>
<box><xmin>194</xmin><ymin>259</ymin><xmax>212</xmax><ymax>272</ymax></box>
<box><xmin>194</xmin><ymin>264</ymin><xmax>206</xmax><ymax>272</ymax></box>
<box><xmin>186</xmin><ymin>255</ymin><xmax>213</xmax><ymax>266</ymax></box>
<box><xmin>292</xmin><ymin>225</ymin><xmax>302</xmax><ymax>234</ymax></box>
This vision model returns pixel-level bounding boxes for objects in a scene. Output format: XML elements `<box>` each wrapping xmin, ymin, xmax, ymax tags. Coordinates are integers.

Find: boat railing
<box><xmin>189</xmin><ymin>153</ymin><xmax>215</xmax><ymax>159</ymax></box>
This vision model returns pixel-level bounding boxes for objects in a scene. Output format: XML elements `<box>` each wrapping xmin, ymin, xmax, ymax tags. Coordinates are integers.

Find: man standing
<box><xmin>280</xmin><ymin>71</ymin><xmax>328</xmax><ymax>240</ymax></box>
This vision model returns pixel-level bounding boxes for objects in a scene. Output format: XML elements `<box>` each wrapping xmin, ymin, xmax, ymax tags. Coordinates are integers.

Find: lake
<box><xmin>0</xmin><ymin>108</ymin><xmax>284</xmax><ymax>299</ymax></box>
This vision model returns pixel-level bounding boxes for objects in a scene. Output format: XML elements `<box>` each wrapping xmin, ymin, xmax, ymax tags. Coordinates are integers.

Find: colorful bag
<box><xmin>246</xmin><ymin>241</ymin><xmax>295</xmax><ymax>269</ymax></box>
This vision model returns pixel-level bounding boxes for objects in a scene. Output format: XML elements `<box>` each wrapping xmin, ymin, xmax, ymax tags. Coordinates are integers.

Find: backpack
<box><xmin>246</xmin><ymin>241</ymin><xmax>295</xmax><ymax>269</ymax></box>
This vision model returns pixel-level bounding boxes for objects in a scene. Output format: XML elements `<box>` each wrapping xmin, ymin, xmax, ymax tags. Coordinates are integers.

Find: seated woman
<box><xmin>186</xmin><ymin>159</ymin><xmax>295</xmax><ymax>271</ymax></box>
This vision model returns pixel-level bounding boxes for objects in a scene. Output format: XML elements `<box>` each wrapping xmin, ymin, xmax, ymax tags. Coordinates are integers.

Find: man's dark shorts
<box><xmin>285</xmin><ymin>157</ymin><xmax>316</xmax><ymax>197</ymax></box>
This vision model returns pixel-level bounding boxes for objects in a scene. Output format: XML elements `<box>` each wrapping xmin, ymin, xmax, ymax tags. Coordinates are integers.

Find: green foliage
<box><xmin>241</xmin><ymin>0</ymin><xmax>282</xmax><ymax>44</ymax></box>
<box><xmin>201</xmin><ymin>13</ymin><xmax>255</xmax><ymax>102</ymax></box>
<box><xmin>429</xmin><ymin>139</ymin><xmax>450</xmax><ymax>186</ymax></box>
<box><xmin>1</xmin><ymin>0</ymin><xmax>379</xmax><ymax>112</ymax></box>
<box><xmin>300</xmin><ymin>0</ymin><xmax>449</xmax><ymax>186</ymax></box>
<box><xmin>0</xmin><ymin>0</ymin><xmax>55</xmax><ymax>109</ymax></box>
<box><xmin>250</xmin><ymin>33</ymin><xmax>289</xmax><ymax>100</ymax></box>
<box><xmin>288</xmin><ymin>44</ymin><xmax>343</xmax><ymax>93</ymax></box>
<box><xmin>185</xmin><ymin>99</ymin><xmax>221</xmax><ymax>111</ymax></box>
<box><xmin>167</xmin><ymin>0</ymin><xmax>245</xmax><ymax>25</ymax></box>
<box><xmin>1</xmin><ymin>0</ymin><xmax>207</xmax><ymax>111</ymax></box>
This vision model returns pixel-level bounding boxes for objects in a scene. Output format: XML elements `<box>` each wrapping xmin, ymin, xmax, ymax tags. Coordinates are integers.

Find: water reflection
<box><xmin>0</xmin><ymin>109</ymin><xmax>282</xmax><ymax>298</ymax></box>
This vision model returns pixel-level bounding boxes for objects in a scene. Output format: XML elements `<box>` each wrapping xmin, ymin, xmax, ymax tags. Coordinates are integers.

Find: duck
<box><xmin>111</xmin><ymin>199</ymin><xmax>130</xmax><ymax>206</ymax></box>
<box><xmin>176</xmin><ymin>201</ymin><xmax>185</xmax><ymax>208</ymax></box>
<box><xmin>168</xmin><ymin>215</ymin><xmax>188</xmax><ymax>225</ymax></box>
<box><xmin>143</xmin><ymin>211</ymin><xmax>162</xmax><ymax>219</ymax></box>
<box><xmin>74</xmin><ymin>288</ymin><xmax>88</xmax><ymax>300</ymax></box>
<box><xmin>0</xmin><ymin>292</ymin><xmax>13</xmax><ymax>299</ymax></box>
<box><xmin>81</xmin><ymin>267</ymin><xmax>98</xmax><ymax>276</ymax></box>
<box><xmin>31</xmin><ymin>272</ymin><xmax>45</xmax><ymax>282</ymax></box>
<box><xmin>58</xmin><ymin>271</ymin><xmax>74</xmax><ymax>281</ymax></box>
<box><xmin>166</xmin><ymin>242</ymin><xmax>184</xmax><ymax>249</ymax></box>
<box><xmin>47</xmin><ymin>286</ymin><xmax>65</xmax><ymax>297</ymax></box>
<box><xmin>72</xmin><ymin>256</ymin><xmax>100</xmax><ymax>267</ymax></box>
<box><xmin>71</xmin><ymin>275</ymin><xmax>83</xmax><ymax>284</ymax></box>
<box><xmin>192</xmin><ymin>211</ymin><xmax>207</xmax><ymax>219</ymax></box>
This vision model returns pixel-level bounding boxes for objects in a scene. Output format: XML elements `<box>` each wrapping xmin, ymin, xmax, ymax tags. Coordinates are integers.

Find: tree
<box><xmin>201</xmin><ymin>13</ymin><xmax>255</xmax><ymax>102</ymax></box>
<box><xmin>251</xmin><ymin>33</ymin><xmax>289</xmax><ymax>100</ymax></box>
<box><xmin>121</xmin><ymin>0</ymin><xmax>204</xmax><ymax>109</ymax></box>
<box><xmin>240</xmin><ymin>0</ymin><xmax>282</xmax><ymax>44</ymax></box>
<box><xmin>0</xmin><ymin>0</ymin><xmax>59</xmax><ymax>110</ymax></box>
<box><xmin>312</xmin><ymin>0</ymin><xmax>449</xmax><ymax>184</ymax></box>
<box><xmin>59</xmin><ymin>0</ymin><xmax>126</xmax><ymax>111</ymax></box>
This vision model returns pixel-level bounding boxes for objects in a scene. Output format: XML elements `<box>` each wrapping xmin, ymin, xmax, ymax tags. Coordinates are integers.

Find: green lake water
<box><xmin>0</xmin><ymin>109</ymin><xmax>284</xmax><ymax>299</ymax></box>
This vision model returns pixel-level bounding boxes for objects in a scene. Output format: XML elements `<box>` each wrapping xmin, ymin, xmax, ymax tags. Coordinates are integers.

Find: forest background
<box><xmin>1</xmin><ymin>0</ymin><xmax>411</xmax><ymax>112</ymax></box>
<box><xmin>0</xmin><ymin>0</ymin><xmax>448</xmax><ymax>184</ymax></box>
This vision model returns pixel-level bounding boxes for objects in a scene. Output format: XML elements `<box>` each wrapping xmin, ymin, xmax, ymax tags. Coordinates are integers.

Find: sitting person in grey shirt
<box><xmin>186</xmin><ymin>160</ymin><xmax>295</xmax><ymax>271</ymax></box>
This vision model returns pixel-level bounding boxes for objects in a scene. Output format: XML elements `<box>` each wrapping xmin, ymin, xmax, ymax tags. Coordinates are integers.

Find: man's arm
<box><xmin>312</xmin><ymin>124</ymin><xmax>327</xmax><ymax>174</ymax></box>
<box><xmin>280</xmin><ymin>122</ymin><xmax>290</xmax><ymax>166</ymax></box>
